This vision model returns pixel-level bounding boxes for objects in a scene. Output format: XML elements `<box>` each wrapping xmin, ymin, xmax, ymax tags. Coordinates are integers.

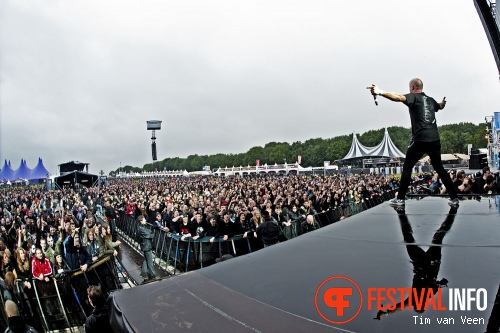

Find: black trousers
<box><xmin>398</xmin><ymin>141</ymin><xmax>457</xmax><ymax>200</ymax></box>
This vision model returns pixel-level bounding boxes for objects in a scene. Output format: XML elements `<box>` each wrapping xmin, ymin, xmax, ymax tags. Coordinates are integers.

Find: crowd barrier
<box><xmin>116</xmin><ymin>189</ymin><xmax>396</xmax><ymax>275</ymax></box>
<box><xmin>116</xmin><ymin>215</ymin><xmax>254</xmax><ymax>273</ymax></box>
<box><xmin>0</xmin><ymin>255</ymin><xmax>123</xmax><ymax>332</ymax></box>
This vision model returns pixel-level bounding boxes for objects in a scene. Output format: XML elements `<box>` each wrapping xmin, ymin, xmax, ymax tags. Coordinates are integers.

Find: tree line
<box><xmin>111</xmin><ymin>122</ymin><xmax>487</xmax><ymax>175</ymax></box>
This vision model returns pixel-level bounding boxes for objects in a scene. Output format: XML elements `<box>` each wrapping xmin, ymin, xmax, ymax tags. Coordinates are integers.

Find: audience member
<box><xmin>138</xmin><ymin>215</ymin><xmax>156</xmax><ymax>281</ymax></box>
<box><xmin>256</xmin><ymin>211</ymin><xmax>281</xmax><ymax>247</ymax></box>
<box><xmin>301</xmin><ymin>215</ymin><xmax>321</xmax><ymax>234</ymax></box>
<box><xmin>85</xmin><ymin>285</ymin><xmax>113</xmax><ymax>333</ymax></box>
<box><xmin>4</xmin><ymin>300</ymin><xmax>39</xmax><ymax>333</ymax></box>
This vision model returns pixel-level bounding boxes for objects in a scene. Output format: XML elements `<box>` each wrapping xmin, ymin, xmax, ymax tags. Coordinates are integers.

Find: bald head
<box><xmin>4</xmin><ymin>300</ymin><xmax>19</xmax><ymax>317</ymax></box>
<box><xmin>409</xmin><ymin>78</ymin><xmax>423</xmax><ymax>93</ymax></box>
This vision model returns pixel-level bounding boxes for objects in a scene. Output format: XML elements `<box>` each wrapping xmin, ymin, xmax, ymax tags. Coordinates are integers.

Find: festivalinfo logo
<box><xmin>314</xmin><ymin>276</ymin><xmax>488</xmax><ymax>326</ymax></box>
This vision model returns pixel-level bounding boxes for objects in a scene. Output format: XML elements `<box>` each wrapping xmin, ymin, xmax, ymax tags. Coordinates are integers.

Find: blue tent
<box><xmin>30</xmin><ymin>157</ymin><xmax>51</xmax><ymax>181</ymax></box>
<box><xmin>0</xmin><ymin>160</ymin><xmax>15</xmax><ymax>181</ymax></box>
<box><xmin>12</xmin><ymin>159</ymin><xmax>32</xmax><ymax>180</ymax></box>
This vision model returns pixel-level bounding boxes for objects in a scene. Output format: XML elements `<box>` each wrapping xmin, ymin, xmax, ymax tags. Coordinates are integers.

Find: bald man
<box><xmin>301</xmin><ymin>215</ymin><xmax>321</xmax><ymax>234</ymax></box>
<box><xmin>367</xmin><ymin>79</ymin><xmax>458</xmax><ymax>207</ymax></box>
<box><xmin>4</xmin><ymin>300</ymin><xmax>39</xmax><ymax>333</ymax></box>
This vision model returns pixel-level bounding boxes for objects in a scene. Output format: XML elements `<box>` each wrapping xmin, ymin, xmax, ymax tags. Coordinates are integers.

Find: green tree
<box><xmin>439</xmin><ymin>130</ymin><xmax>457</xmax><ymax>153</ymax></box>
<box><xmin>244</xmin><ymin>146</ymin><xmax>265</xmax><ymax>166</ymax></box>
<box><xmin>268</xmin><ymin>143</ymin><xmax>290</xmax><ymax>164</ymax></box>
<box><xmin>189</xmin><ymin>155</ymin><xmax>205</xmax><ymax>171</ymax></box>
<box><xmin>326</xmin><ymin>139</ymin><xmax>351</xmax><ymax>161</ymax></box>
<box><xmin>129</xmin><ymin>122</ymin><xmax>487</xmax><ymax>172</ymax></box>
<box><xmin>359</xmin><ymin>129</ymin><xmax>384</xmax><ymax>147</ymax></box>
<box><xmin>466</xmin><ymin>123</ymin><xmax>488</xmax><ymax>150</ymax></box>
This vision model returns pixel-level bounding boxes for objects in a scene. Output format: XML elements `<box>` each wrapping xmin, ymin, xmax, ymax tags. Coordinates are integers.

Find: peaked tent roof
<box><xmin>30</xmin><ymin>158</ymin><xmax>51</xmax><ymax>180</ymax></box>
<box><xmin>0</xmin><ymin>160</ymin><xmax>15</xmax><ymax>181</ymax></box>
<box><xmin>342</xmin><ymin>133</ymin><xmax>374</xmax><ymax>159</ymax></box>
<box><xmin>368</xmin><ymin>128</ymin><xmax>406</xmax><ymax>158</ymax></box>
<box><xmin>12</xmin><ymin>159</ymin><xmax>32</xmax><ymax>180</ymax></box>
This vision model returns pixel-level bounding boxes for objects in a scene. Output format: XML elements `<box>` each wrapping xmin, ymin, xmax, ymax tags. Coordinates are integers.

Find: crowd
<box><xmin>114</xmin><ymin>172</ymin><xmax>398</xmax><ymax>234</ymax></box>
<box><xmin>0</xmin><ymin>171</ymin><xmax>400</xmax><ymax>331</ymax></box>
<box><xmin>110</xmin><ymin>173</ymin><xmax>400</xmax><ymax>262</ymax></box>
<box><xmin>0</xmin><ymin>185</ymin><xmax>123</xmax><ymax>331</ymax></box>
<box><xmin>0</xmin><ymin>172</ymin><xmax>398</xmax><ymax>276</ymax></box>
<box><xmin>415</xmin><ymin>166</ymin><xmax>498</xmax><ymax>195</ymax></box>
<box><xmin>0</xmin><ymin>167</ymin><xmax>494</xmax><ymax>331</ymax></box>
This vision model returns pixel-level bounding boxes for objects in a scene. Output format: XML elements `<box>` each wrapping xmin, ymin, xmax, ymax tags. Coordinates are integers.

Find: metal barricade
<box><xmin>71</xmin><ymin>256</ymin><xmax>122</xmax><ymax>315</ymax></box>
<box><xmin>116</xmin><ymin>219</ymin><xmax>254</xmax><ymax>275</ymax></box>
<box><xmin>113</xmin><ymin>191</ymin><xmax>399</xmax><ymax>275</ymax></box>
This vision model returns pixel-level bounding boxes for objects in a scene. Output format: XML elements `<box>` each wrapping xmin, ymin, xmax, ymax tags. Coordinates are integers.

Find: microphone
<box><xmin>374</xmin><ymin>95</ymin><xmax>378</xmax><ymax>106</ymax></box>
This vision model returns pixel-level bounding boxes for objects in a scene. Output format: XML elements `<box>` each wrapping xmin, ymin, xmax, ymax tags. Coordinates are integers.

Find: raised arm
<box><xmin>367</xmin><ymin>84</ymin><xmax>407</xmax><ymax>103</ymax></box>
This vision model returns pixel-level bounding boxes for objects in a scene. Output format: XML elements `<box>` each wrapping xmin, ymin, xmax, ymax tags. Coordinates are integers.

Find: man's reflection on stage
<box><xmin>374</xmin><ymin>206</ymin><xmax>457</xmax><ymax>320</ymax></box>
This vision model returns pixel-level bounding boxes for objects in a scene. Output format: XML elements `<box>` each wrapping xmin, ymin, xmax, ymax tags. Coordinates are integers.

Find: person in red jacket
<box><xmin>125</xmin><ymin>200</ymin><xmax>136</xmax><ymax>218</ymax></box>
<box><xmin>31</xmin><ymin>248</ymin><xmax>52</xmax><ymax>282</ymax></box>
<box><xmin>32</xmin><ymin>248</ymin><xmax>56</xmax><ymax>307</ymax></box>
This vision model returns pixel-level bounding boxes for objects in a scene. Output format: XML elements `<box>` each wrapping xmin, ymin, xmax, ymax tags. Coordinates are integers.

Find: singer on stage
<box><xmin>367</xmin><ymin>78</ymin><xmax>459</xmax><ymax>207</ymax></box>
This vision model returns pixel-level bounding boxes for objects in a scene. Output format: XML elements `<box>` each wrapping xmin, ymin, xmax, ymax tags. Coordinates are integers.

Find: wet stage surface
<box><xmin>111</xmin><ymin>196</ymin><xmax>500</xmax><ymax>333</ymax></box>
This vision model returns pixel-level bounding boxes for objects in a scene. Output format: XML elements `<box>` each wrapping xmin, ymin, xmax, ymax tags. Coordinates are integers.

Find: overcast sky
<box><xmin>1</xmin><ymin>0</ymin><xmax>499</xmax><ymax>175</ymax></box>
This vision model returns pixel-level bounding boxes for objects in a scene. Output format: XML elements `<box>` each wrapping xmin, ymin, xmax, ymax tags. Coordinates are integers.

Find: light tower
<box><xmin>147</xmin><ymin>120</ymin><xmax>162</xmax><ymax>171</ymax></box>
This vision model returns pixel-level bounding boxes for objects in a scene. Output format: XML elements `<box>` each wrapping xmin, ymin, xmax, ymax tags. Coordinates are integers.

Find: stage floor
<box><xmin>111</xmin><ymin>196</ymin><xmax>500</xmax><ymax>333</ymax></box>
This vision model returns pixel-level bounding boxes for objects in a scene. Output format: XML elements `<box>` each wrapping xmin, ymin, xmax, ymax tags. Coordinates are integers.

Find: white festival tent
<box><xmin>342</xmin><ymin>133</ymin><xmax>375</xmax><ymax>159</ymax></box>
<box><xmin>342</xmin><ymin>129</ymin><xmax>406</xmax><ymax>160</ymax></box>
<box><xmin>368</xmin><ymin>128</ymin><xmax>406</xmax><ymax>158</ymax></box>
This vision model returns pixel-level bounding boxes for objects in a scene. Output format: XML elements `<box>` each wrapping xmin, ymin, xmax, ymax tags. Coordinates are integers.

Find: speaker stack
<box><xmin>469</xmin><ymin>150</ymin><xmax>487</xmax><ymax>169</ymax></box>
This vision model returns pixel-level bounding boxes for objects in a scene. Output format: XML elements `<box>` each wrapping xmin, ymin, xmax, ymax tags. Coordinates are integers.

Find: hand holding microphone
<box><xmin>366</xmin><ymin>84</ymin><xmax>384</xmax><ymax>106</ymax></box>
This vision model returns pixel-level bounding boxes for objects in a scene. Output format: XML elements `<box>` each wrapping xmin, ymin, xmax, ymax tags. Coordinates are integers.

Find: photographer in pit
<box><xmin>453</xmin><ymin>170</ymin><xmax>473</xmax><ymax>195</ymax></box>
<box><xmin>477</xmin><ymin>167</ymin><xmax>498</xmax><ymax>194</ymax></box>
<box><xmin>482</xmin><ymin>173</ymin><xmax>498</xmax><ymax>194</ymax></box>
